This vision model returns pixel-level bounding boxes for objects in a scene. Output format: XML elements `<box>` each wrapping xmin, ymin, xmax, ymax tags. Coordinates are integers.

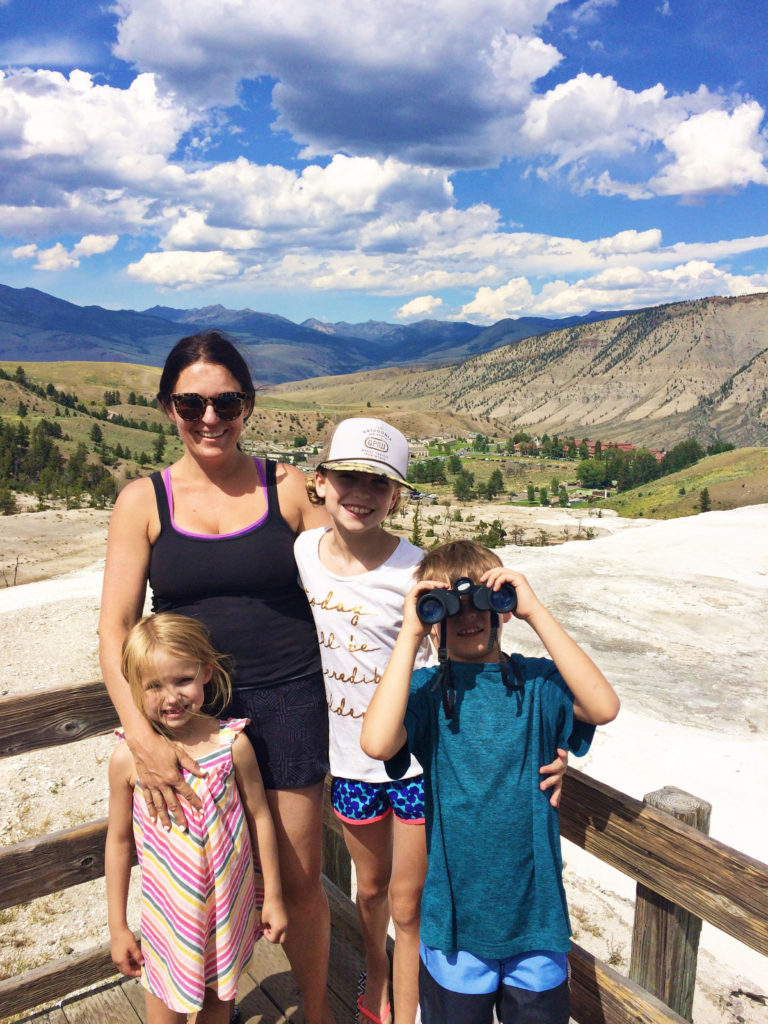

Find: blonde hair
<box><xmin>307</xmin><ymin>466</ymin><xmax>406</xmax><ymax>516</ymax></box>
<box><xmin>121</xmin><ymin>613</ymin><xmax>232</xmax><ymax>732</ymax></box>
<box><xmin>416</xmin><ymin>539</ymin><xmax>502</xmax><ymax>585</ymax></box>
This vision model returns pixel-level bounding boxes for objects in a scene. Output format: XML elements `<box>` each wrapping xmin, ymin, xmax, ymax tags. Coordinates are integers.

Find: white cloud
<box><xmin>519</xmin><ymin>72</ymin><xmax>768</xmax><ymax>198</ymax></box>
<box><xmin>460</xmin><ymin>278</ymin><xmax>535</xmax><ymax>321</ymax></box>
<box><xmin>581</xmin><ymin>171</ymin><xmax>654</xmax><ymax>200</ymax></box>
<box><xmin>72</xmin><ymin>234</ymin><xmax>119</xmax><ymax>257</ymax></box>
<box><xmin>33</xmin><ymin>243</ymin><xmax>79</xmax><ymax>271</ymax></box>
<box><xmin>651</xmin><ymin>102</ymin><xmax>768</xmax><ymax>195</ymax></box>
<box><xmin>12</xmin><ymin>243</ymin><xmax>37</xmax><ymax>260</ymax></box>
<box><xmin>459</xmin><ymin>260</ymin><xmax>768</xmax><ymax>322</ymax></box>
<box><xmin>12</xmin><ymin>241</ymin><xmax>78</xmax><ymax>270</ymax></box>
<box><xmin>0</xmin><ymin>192</ymin><xmax>164</xmax><ymax>242</ymax></box>
<box><xmin>396</xmin><ymin>295</ymin><xmax>443</xmax><ymax>319</ymax></box>
<box><xmin>0</xmin><ymin>68</ymin><xmax>194</xmax><ymax>191</ymax></box>
<box><xmin>11</xmin><ymin>233</ymin><xmax>119</xmax><ymax>270</ymax></box>
<box><xmin>126</xmin><ymin>250</ymin><xmax>244</xmax><ymax>288</ymax></box>
<box><xmin>0</xmin><ymin>35</ymin><xmax>100</xmax><ymax>68</ymax></box>
<box><xmin>116</xmin><ymin>169</ymin><xmax>768</xmax><ymax>302</ymax></box>
<box><xmin>113</xmin><ymin>0</ymin><xmax>566</xmax><ymax>168</ymax></box>
<box><xmin>521</xmin><ymin>73</ymin><xmax>688</xmax><ymax>163</ymax></box>
<box><xmin>571</xmin><ymin>0</ymin><xmax>618</xmax><ymax>24</ymax></box>
<box><xmin>592</xmin><ymin>229</ymin><xmax>662</xmax><ymax>255</ymax></box>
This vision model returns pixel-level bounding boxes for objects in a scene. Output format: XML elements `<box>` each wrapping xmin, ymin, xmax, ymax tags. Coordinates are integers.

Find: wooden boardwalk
<box><xmin>3</xmin><ymin>677</ymin><xmax>766</xmax><ymax>1024</ymax></box>
<box><xmin>11</xmin><ymin>881</ymin><xmax>368</xmax><ymax>1024</ymax></box>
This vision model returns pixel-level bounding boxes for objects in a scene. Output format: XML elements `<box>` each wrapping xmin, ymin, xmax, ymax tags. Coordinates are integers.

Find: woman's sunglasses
<box><xmin>170</xmin><ymin>392</ymin><xmax>249</xmax><ymax>421</ymax></box>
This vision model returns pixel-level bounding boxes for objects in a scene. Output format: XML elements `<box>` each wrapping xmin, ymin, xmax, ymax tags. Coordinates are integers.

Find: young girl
<box><xmin>294</xmin><ymin>419</ymin><xmax>567</xmax><ymax>1024</ymax></box>
<box><xmin>106</xmin><ymin>613</ymin><xmax>287</xmax><ymax>1024</ymax></box>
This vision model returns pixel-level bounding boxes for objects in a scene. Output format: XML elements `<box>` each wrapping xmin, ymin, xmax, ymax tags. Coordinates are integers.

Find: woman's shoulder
<box><xmin>272</xmin><ymin>459</ymin><xmax>309</xmax><ymax>494</ymax></box>
<box><xmin>107</xmin><ymin>475</ymin><xmax>159</xmax><ymax>538</ymax></box>
<box><xmin>113</xmin><ymin>473</ymin><xmax>158</xmax><ymax>510</ymax></box>
<box><xmin>274</xmin><ymin>461</ymin><xmax>329</xmax><ymax>532</ymax></box>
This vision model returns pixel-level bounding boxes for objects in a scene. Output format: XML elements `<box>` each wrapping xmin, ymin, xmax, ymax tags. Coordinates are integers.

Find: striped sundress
<box><xmin>129</xmin><ymin>719</ymin><xmax>263</xmax><ymax>1012</ymax></box>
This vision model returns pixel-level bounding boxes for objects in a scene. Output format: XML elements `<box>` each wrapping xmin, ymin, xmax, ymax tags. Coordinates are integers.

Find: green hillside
<box><xmin>596</xmin><ymin>448</ymin><xmax>768</xmax><ymax>518</ymax></box>
<box><xmin>0</xmin><ymin>362</ymin><xmax>183</xmax><ymax>509</ymax></box>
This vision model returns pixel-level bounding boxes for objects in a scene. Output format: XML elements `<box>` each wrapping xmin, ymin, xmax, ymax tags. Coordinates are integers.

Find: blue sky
<box><xmin>1</xmin><ymin>0</ymin><xmax>767</xmax><ymax>325</ymax></box>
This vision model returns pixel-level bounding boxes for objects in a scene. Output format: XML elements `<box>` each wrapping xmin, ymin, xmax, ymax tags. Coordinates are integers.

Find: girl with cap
<box><xmin>295</xmin><ymin>417</ymin><xmax>428</xmax><ymax>1024</ymax></box>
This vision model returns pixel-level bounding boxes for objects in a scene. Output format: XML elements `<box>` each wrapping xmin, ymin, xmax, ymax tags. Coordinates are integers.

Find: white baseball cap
<box><xmin>318</xmin><ymin>418</ymin><xmax>411</xmax><ymax>488</ymax></box>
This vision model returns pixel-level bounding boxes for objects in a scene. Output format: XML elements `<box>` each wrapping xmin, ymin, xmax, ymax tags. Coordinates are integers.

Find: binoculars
<box><xmin>416</xmin><ymin>576</ymin><xmax>517</xmax><ymax>624</ymax></box>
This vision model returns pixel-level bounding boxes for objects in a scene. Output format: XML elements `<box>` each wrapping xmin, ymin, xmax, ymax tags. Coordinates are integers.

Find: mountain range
<box><xmin>1</xmin><ymin>283</ymin><xmax>766</xmax><ymax>447</ymax></box>
<box><xmin>272</xmin><ymin>293</ymin><xmax>768</xmax><ymax>448</ymax></box>
<box><xmin>0</xmin><ymin>283</ymin><xmax>624</xmax><ymax>384</ymax></box>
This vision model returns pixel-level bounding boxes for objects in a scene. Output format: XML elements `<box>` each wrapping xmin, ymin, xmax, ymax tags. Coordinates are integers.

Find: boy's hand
<box><xmin>110</xmin><ymin>926</ymin><xmax>144</xmax><ymax>977</ymax></box>
<box><xmin>402</xmin><ymin>579</ymin><xmax>450</xmax><ymax>636</ymax></box>
<box><xmin>539</xmin><ymin>748</ymin><xmax>569</xmax><ymax>807</ymax></box>
<box><xmin>482</xmin><ymin>565</ymin><xmax>619</xmax><ymax>727</ymax></box>
<box><xmin>259</xmin><ymin>896</ymin><xmax>288</xmax><ymax>944</ymax></box>
<box><xmin>479</xmin><ymin>566</ymin><xmax>543</xmax><ymax>621</ymax></box>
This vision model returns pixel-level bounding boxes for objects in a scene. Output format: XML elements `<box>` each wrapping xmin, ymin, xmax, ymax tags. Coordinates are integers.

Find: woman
<box><xmin>99</xmin><ymin>330</ymin><xmax>335</xmax><ymax>1024</ymax></box>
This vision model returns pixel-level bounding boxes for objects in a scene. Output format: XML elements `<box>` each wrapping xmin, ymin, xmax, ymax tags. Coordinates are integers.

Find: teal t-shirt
<box><xmin>387</xmin><ymin>656</ymin><xmax>594</xmax><ymax>959</ymax></box>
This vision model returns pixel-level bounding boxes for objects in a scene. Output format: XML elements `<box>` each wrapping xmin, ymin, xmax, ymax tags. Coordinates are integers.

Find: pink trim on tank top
<box><xmin>162</xmin><ymin>459</ymin><xmax>269</xmax><ymax>539</ymax></box>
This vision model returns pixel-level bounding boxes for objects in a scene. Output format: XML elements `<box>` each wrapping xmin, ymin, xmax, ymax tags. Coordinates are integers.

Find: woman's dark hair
<box><xmin>157</xmin><ymin>330</ymin><xmax>256</xmax><ymax>406</ymax></box>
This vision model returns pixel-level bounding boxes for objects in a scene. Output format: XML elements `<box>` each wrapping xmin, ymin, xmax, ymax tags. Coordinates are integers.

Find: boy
<box><xmin>361</xmin><ymin>540</ymin><xmax>619</xmax><ymax>1024</ymax></box>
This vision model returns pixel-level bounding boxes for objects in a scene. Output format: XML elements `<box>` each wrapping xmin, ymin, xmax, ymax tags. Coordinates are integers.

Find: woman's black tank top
<box><xmin>149</xmin><ymin>459</ymin><xmax>321</xmax><ymax>689</ymax></box>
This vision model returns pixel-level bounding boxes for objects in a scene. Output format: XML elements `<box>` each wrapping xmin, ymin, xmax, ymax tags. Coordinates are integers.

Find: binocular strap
<box><xmin>432</xmin><ymin>619</ymin><xmax>523</xmax><ymax>721</ymax></box>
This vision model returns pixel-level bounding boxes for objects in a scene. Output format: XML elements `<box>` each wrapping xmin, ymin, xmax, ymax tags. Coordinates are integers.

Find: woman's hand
<box><xmin>129</xmin><ymin>729</ymin><xmax>204</xmax><ymax>831</ymax></box>
<box><xmin>539</xmin><ymin>748</ymin><xmax>569</xmax><ymax>808</ymax></box>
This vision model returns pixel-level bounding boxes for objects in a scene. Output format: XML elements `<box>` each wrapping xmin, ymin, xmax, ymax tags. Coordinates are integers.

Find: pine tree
<box><xmin>410</xmin><ymin>502</ymin><xmax>423</xmax><ymax>547</ymax></box>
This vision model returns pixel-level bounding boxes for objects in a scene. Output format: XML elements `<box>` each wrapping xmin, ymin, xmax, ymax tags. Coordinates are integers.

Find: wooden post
<box><xmin>629</xmin><ymin>786</ymin><xmax>711</xmax><ymax>1022</ymax></box>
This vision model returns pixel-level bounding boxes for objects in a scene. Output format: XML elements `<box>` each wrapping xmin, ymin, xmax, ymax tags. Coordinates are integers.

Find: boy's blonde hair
<box><xmin>121</xmin><ymin>613</ymin><xmax>232</xmax><ymax>731</ymax></box>
<box><xmin>416</xmin><ymin>539</ymin><xmax>502</xmax><ymax>585</ymax></box>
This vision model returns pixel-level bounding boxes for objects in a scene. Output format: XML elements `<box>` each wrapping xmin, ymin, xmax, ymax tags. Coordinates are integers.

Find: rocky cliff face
<box><xmin>441</xmin><ymin>294</ymin><xmax>768</xmax><ymax>444</ymax></box>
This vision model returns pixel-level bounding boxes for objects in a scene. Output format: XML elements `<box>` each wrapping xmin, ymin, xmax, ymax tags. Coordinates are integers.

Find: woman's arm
<box><xmin>274</xmin><ymin>460</ymin><xmax>330</xmax><ymax>533</ymax></box>
<box><xmin>232</xmin><ymin>734</ymin><xmax>287</xmax><ymax>944</ymax></box>
<box><xmin>99</xmin><ymin>478</ymin><xmax>202</xmax><ymax>829</ymax></box>
<box><xmin>105</xmin><ymin>744</ymin><xmax>144</xmax><ymax>978</ymax></box>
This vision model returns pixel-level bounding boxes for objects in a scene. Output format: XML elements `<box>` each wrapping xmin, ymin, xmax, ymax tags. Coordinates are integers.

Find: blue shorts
<box><xmin>331</xmin><ymin>774</ymin><xmax>426</xmax><ymax>825</ymax></box>
<box><xmin>419</xmin><ymin>944</ymin><xmax>569</xmax><ymax>1024</ymax></box>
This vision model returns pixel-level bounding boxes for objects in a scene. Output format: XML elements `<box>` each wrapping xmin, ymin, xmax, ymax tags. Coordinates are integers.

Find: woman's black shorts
<box><xmin>227</xmin><ymin>671</ymin><xmax>329</xmax><ymax>790</ymax></box>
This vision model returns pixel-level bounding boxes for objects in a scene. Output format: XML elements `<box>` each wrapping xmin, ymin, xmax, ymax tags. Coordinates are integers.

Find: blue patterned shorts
<box><xmin>331</xmin><ymin>774</ymin><xmax>425</xmax><ymax>825</ymax></box>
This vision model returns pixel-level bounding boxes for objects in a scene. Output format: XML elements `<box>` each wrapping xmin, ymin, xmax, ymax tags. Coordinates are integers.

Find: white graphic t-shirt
<box><xmin>295</xmin><ymin>528</ymin><xmax>429</xmax><ymax>782</ymax></box>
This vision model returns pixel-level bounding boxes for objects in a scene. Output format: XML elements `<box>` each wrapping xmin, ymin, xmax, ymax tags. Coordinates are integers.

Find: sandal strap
<box><xmin>356</xmin><ymin>992</ymin><xmax>392</xmax><ymax>1024</ymax></box>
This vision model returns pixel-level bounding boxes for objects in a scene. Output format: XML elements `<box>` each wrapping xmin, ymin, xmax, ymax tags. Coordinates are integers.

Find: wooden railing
<box><xmin>1</xmin><ymin>682</ymin><xmax>766</xmax><ymax>1023</ymax></box>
